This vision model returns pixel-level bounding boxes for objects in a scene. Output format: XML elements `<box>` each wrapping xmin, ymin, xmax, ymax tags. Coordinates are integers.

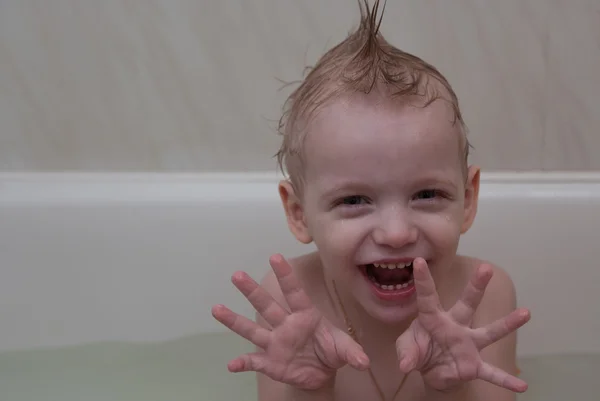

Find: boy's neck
<box><xmin>349</xmin><ymin>298</ymin><xmax>415</xmax><ymax>346</ymax></box>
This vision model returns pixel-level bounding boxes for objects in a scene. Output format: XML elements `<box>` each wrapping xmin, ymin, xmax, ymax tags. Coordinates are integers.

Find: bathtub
<box><xmin>0</xmin><ymin>172</ymin><xmax>599</xmax><ymax>401</ymax></box>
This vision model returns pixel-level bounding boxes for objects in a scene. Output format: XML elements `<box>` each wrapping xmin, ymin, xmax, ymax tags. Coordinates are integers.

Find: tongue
<box><xmin>370</xmin><ymin>267</ymin><xmax>412</xmax><ymax>285</ymax></box>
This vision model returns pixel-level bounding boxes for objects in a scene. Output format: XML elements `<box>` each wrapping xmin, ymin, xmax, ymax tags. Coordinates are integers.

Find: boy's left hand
<box><xmin>395</xmin><ymin>258</ymin><xmax>531</xmax><ymax>393</ymax></box>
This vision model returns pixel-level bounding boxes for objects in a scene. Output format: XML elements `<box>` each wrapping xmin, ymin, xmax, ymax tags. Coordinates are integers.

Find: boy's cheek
<box><xmin>420</xmin><ymin>211</ymin><xmax>463</xmax><ymax>234</ymax></box>
<box><xmin>417</xmin><ymin>214</ymin><xmax>463</xmax><ymax>250</ymax></box>
<box><xmin>312</xmin><ymin>220</ymin><xmax>361</xmax><ymax>253</ymax></box>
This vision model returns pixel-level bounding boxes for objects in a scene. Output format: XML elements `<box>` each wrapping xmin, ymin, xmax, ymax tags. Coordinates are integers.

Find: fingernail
<box><xmin>231</xmin><ymin>271</ymin><xmax>246</xmax><ymax>282</ymax></box>
<box><xmin>357</xmin><ymin>355</ymin><xmax>369</xmax><ymax>366</ymax></box>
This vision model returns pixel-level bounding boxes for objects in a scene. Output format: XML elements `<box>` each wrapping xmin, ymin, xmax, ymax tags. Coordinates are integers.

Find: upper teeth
<box><xmin>373</xmin><ymin>262</ymin><xmax>412</xmax><ymax>269</ymax></box>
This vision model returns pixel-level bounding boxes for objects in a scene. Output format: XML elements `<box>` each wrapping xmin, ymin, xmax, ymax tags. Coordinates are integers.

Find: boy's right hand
<box><xmin>211</xmin><ymin>254</ymin><xmax>370</xmax><ymax>390</ymax></box>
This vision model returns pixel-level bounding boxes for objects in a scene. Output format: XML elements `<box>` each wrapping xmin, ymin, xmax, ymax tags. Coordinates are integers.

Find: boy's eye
<box><xmin>415</xmin><ymin>189</ymin><xmax>441</xmax><ymax>200</ymax></box>
<box><xmin>340</xmin><ymin>195</ymin><xmax>368</xmax><ymax>206</ymax></box>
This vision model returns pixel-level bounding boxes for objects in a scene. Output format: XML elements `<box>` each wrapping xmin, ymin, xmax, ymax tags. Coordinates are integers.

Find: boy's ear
<box><xmin>278</xmin><ymin>180</ymin><xmax>312</xmax><ymax>244</ymax></box>
<box><xmin>461</xmin><ymin>166</ymin><xmax>480</xmax><ymax>234</ymax></box>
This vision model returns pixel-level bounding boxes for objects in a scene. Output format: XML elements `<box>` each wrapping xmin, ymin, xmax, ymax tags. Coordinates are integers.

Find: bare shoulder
<box><xmin>459</xmin><ymin>256</ymin><xmax>523</xmax><ymax>372</ymax></box>
<box><xmin>462</xmin><ymin>256</ymin><xmax>517</xmax><ymax>322</ymax></box>
<box><xmin>456</xmin><ymin>259</ymin><xmax>526</xmax><ymax>400</ymax></box>
<box><xmin>442</xmin><ymin>256</ymin><xmax>517</xmax><ymax>317</ymax></box>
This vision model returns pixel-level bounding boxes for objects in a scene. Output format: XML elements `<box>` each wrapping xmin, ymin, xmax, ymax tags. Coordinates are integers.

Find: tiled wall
<box><xmin>1</xmin><ymin>0</ymin><xmax>598</xmax><ymax>172</ymax></box>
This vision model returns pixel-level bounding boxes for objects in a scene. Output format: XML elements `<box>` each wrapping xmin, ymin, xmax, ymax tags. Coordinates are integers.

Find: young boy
<box><xmin>212</xmin><ymin>1</ymin><xmax>531</xmax><ymax>400</ymax></box>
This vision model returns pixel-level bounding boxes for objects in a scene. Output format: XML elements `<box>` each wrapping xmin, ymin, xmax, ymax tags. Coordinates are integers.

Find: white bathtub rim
<box><xmin>1</xmin><ymin>170</ymin><xmax>600</xmax><ymax>182</ymax></box>
<box><xmin>1</xmin><ymin>171</ymin><xmax>599</xmax><ymax>205</ymax></box>
<box><xmin>1</xmin><ymin>171</ymin><xmax>599</xmax><ymax>355</ymax></box>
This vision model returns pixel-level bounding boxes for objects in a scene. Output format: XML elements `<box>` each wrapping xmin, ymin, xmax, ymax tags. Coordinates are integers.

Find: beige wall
<box><xmin>1</xmin><ymin>0</ymin><xmax>598</xmax><ymax>172</ymax></box>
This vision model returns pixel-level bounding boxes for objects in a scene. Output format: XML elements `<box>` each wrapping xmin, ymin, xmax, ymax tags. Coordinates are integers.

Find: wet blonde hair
<box><xmin>275</xmin><ymin>0</ymin><xmax>471</xmax><ymax>191</ymax></box>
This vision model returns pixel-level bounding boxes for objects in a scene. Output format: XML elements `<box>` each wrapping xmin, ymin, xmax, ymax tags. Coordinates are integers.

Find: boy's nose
<box><xmin>371</xmin><ymin>214</ymin><xmax>418</xmax><ymax>248</ymax></box>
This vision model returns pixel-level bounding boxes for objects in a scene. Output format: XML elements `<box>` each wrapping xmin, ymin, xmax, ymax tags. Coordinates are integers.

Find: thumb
<box><xmin>396</xmin><ymin>333</ymin><xmax>419</xmax><ymax>373</ymax></box>
<box><xmin>333</xmin><ymin>328</ymin><xmax>370</xmax><ymax>371</ymax></box>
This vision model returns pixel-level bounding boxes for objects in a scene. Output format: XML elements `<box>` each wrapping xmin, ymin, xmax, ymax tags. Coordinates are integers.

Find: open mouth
<box><xmin>360</xmin><ymin>262</ymin><xmax>415</xmax><ymax>290</ymax></box>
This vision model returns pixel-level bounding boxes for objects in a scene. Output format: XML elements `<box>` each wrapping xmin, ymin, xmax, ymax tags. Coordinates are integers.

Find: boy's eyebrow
<box><xmin>414</xmin><ymin>176</ymin><xmax>459</xmax><ymax>190</ymax></box>
<box><xmin>320</xmin><ymin>176</ymin><xmax>459</xmax><ymax>198</ymax></box>
<box><xmin>319</xmin><ymin>180</ymin><xmax>371</xmax><ymax>198</ymax></box>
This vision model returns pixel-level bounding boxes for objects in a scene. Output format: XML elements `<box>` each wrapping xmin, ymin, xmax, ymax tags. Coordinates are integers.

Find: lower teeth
<box><xmin>370</xmin><ymin>278</ymin><xmax>414</xmax><ymax>290</ymax></box>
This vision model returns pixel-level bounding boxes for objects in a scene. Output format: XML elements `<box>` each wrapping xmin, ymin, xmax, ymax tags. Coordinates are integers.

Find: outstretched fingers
<box><xmin>227</xmin><ymin>352</ymin><xmax>271</xmax><ymax>374</ymax></box>
<box><xmin>413</xmin><ymin>258</ymin><xmax>442</xmax><ymax>316</ymax></box>
<box><xmin>478</xmin><ymin>362</ymin><xmax>528</xmax><ymax>393</ymax></box>
<box><xmin>270</xmin><ymin>254</ymin><xmax>314</xmax><ymax>312</ymax></box>
<box><xmin>472</xmin><ymin>308</ymin><xmax>531</xmax><ymax>350</ymax></box>
<box><xmin>449</xmin><ymin>264</ymin><xmax>494</xmax><ymax>324</ymax></box>
<box><xmin>231</xmin><ymin>270</ymin><xmax>288</xmax><ymax>327</ymax></box>
<box><xmin>211</xmin><ymin>304</ymin><xmax>270</xmax><ymax>349</ymax></box>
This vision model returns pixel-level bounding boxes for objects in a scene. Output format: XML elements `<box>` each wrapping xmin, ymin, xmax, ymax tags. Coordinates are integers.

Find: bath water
<box><xmin>0</xmin><ymin>331</ymin><xmax>597</xmax><ymax>401</ymax></box>
<box><xmin>0</xmin><ymin>332</ymin><xmax>255</xmax><ymax>401</ymax></box>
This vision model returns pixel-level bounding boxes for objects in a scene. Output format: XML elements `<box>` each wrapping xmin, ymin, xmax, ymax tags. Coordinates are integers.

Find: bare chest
<box><xmin>333</xmin><ymin>365</ymin><xmax>425</xmax><ymax>401</ymax></box>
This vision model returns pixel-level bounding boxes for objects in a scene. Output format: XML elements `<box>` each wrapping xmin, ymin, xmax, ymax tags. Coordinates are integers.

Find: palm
<box><xmin>251</xmin><ymin>306</ymin><xmax>344</xmax><ymax>388</ymax></box>
<box><xmin>401</xmin><ymin>311</ymin><xmax>486</xmax><ymax>390</ymax></box>
<box><xmin>212</xmin><ymin>254</ymin><xmax>369</xmax><ymax>390</ymax></box>
<box><xmin>396</xmin><ymin>258</ymin><xmax>531</xmax><ymax>393</ymax></box>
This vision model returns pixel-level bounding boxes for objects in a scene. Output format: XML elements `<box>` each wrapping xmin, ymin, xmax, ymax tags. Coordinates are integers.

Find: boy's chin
<box><xmin>361</xmin><ymin>298</ymin><xmax>419</xmax><ymax>326</ymax></box>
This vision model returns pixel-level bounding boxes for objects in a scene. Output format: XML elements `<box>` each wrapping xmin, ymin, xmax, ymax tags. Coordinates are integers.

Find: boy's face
<box><xmin>279</xmin><ymin>94</ymin><xmax>480</xmax><ymax>324</ymax></box>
